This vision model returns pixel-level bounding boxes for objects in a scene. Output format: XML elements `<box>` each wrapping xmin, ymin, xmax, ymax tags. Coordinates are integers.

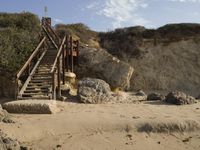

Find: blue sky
<box><xmin>0</xmin><ymin>0</ymin><xmax>200</xmax><ymax>31</ymax></box>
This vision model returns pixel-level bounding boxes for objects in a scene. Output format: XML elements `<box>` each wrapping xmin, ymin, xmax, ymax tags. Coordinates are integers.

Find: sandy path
<box><xmin>0</xmin><ymin>101</ymin><xmax>200</xmax><ymax>150</ymax></box>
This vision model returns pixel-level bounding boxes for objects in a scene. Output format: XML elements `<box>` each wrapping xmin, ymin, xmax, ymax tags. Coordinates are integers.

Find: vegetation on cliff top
<box><xmin>0</xmin><ymin>12</ymin><xmax>40</xmax><ymax>75</ymax></box>
<box><xmin>55</xmin><ymin>23</ymin><xmax>99</xmax><ymax>48</ymax></box>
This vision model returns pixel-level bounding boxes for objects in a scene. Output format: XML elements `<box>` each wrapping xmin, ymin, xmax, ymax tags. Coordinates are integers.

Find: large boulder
<box><xmin>76</xmin><ymin>47</ymin><xmax>134</xmax><ymax>89</ymax></box>
<box><xmin>147</xmin><ymin>93</ymin><xmax>165</xmax><ymax>101</ymax></box>
<box><xmin>165</xmin><ymin>91</ymin><xmax>196</xmax><ymax>105</ymax></box>
<box><xmin>78</xmin><ymin>78</ymin><xmax>112</xmax><ymax>104</ymax></box>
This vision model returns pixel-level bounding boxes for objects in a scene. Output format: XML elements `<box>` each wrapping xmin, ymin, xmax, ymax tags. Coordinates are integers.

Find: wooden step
<box><xmin>22</xmin><ymin>93</ymin><xmax>50</xmax><ymax>96</ymax></box>
<box><xmin>31</xmin><ymin>78</ymin><xmax>51</xmax><ymax>81</ymax></box>
<box><xmin>28</xmin><ymin>83</ymin><xmax>51</xmax><ymax>86</ymax></box>
<box><xmin>19</xmin><ymin>96</ymin><xmax>51</xmax><ymax>100</ymax></box>
<box><xmin>33</xmin><ymin>74</ymin><xmax>51</xmax><ymax>77</ymax></box>
<box><xmin>26</xmin><ymin>85</ymin><xmax>51</xmax><ymax>89</ymax></box>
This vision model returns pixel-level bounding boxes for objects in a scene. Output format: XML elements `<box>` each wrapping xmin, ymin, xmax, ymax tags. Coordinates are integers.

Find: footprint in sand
<box><xmin>132</xmin><ymin>116</ymin><xmax>140</xmax><ymax>119</ymax></box>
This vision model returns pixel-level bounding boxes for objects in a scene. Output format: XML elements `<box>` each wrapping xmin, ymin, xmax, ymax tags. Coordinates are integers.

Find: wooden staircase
<box><xmin>16</xmin><ymin>17</ymin><xmax>79</xmax><ymax>100</ymax></box>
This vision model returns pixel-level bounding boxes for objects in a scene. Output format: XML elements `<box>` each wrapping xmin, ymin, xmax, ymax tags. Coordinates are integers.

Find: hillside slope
<box><xmin>99</xmin><ymin>24</ymin><xmax>200</xmax><ymax>96</ymax></box>
<box><xmin>63</xmin><ymin>23</ymin><xmax>200</xmax><ymax>96</ymax></box>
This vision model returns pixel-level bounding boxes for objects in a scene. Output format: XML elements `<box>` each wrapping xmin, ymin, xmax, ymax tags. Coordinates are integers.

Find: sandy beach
<box><xmin>1</xmin><ymin>100</ymin><xmax>200</xmax><ymax>150</ymax></box>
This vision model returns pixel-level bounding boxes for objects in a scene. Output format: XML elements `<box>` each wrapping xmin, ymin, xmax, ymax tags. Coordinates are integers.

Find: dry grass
<box><xmin>137</xmin><ymin>119</ymin><xmax>200</xmax><ymax>133</ymax></box>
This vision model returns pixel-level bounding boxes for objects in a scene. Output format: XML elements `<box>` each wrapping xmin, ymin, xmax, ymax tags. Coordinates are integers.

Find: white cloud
<box><xmin>53</xmin><ymin>18</ymin><xmax>63</xmax><ymax>23</ymax></box>
<box><xmin>87</xmin><ymin>0</ymin><xmax>149</xmax><ymax>29</ymax></box>
<box><xmin>86</xmin><ymin>2</ymin><xmax>99</xmax><ymax>9</ymax></box>
<box><xmin>170</xmin><ymin>0</ymin><xmax>200</xmax><ymax>2</ymax></box>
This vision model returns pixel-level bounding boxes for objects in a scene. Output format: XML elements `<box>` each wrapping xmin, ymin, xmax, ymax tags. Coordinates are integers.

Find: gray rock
<box><xmin>197</xmin><ymin>95</ymin><xmax>200</xmax><ymax>100</ymax></box>
<box><xmin>147</xmin><ymin>93</ymin><xmax>165</xmax><ymax>101</ymax></box>
<box><xmin>78</xmin><ymin>78</ymin><xmax>112</xmax><ymax>104</ymax></box>
<box><xmin>135</xmin><ymin>90</ymin><xmax>146</xmax><ymax>96</ymax></box>
<box><xmin>0</xmin><ymin>108</ymin><xmax>14</xmax><ymax>124</ymax></box>
<box><xmin>0</xmin><ymin>131</ymin><xmax>21</xmax><ymax>150</ymax></box>
<box><xmin>76</xmin><ymin>47</ymin><xmax>134</xmax><ymax>90</ymax></box>
<box><xmin>165</xmin><ymin>91</ymin><xmax>196</xmax><ymax>105</ymax></box>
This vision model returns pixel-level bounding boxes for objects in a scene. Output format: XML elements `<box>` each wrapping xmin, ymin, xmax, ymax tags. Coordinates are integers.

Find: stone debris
<box><xmin>165</xmin><ymin>91</ymin><xmax>197</xmax><ymax>105</ymax></box>
<box><xmin>0</xmin><ymin>130</ymin><xmax>21</xmax><ymax>150</ymax></box>
<box><xmin>147</xmin><ymin>93</ymin><xmax>165</xmax><ymax>101</ymax></box>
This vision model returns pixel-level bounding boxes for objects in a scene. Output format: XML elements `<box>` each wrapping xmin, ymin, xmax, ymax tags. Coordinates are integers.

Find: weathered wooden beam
<box><xmin>65</xmin><ymin>36</ymin><xmax>69</xmax><ymax>72</ymax></box>
<box><xmin>50</xmin><ymin>36</ymin><xmax>66</xmax><ymax>74</ymax></box>
<box><xmin>52</xmin><ymin>72</ymin><xmax>56</xmax><ymax>99</ymax></box>
<box><xmin>70</xmin><ymin>36</ymin><xmax>74</xmax><ymax>72</ymax></box>
<box><xmin>62</xmin><ymin>44</ymin><xmax>65</xmax><ymax>85</ymax></box>
<box><xmin>57</xmin><ymin>59</ymin><xmax>61</xmax><ymax>99</ymax></box>
<box><xmin>76</xmin><ymin>40</ymin><xmax>79</xmax><ymax>65</ymax></box>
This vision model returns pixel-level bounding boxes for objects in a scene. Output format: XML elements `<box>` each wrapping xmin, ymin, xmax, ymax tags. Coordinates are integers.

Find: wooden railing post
<box><xmin>76</xmin><ymin>40</ymin><xmax>79</xmax><ymax>65</ymax></box>
<box><xmin>70</xmin><ymin>36</ymin><xmax>74</xmax><ymax>72</ymax></box>
<box><xmin>62</xmin><ymin>43</ymin><xmax>66</xmax><ymax>85</ymax></box>
<box><xmin>52</xmin><ymin>72</ymin><xmax>56</xmax><ymax>99</ymax></box>
<box><xmin>57</xmin><ymin>58</ymin><xmax>61</xmax><ymax>99</ymax></box>
<box><xmin>15</xmin><ymin>77</ymin><xmax>19</xmax><ymax>100</ymax></box>
<box><xmin>66</xmin><ymin>36</ymin><xmax>69</xmax><ymax>72</ymax></box>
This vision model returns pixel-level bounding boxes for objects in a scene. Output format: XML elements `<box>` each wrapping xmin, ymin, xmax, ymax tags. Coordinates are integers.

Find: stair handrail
<box><xmin>15</xmin><ymin>37</ymin><xmax>46</xmax><ymax>99</ymax></box>
<box><xmin>50</xmin><ymin>36</ymin><xmax>66</xmax><ymax>99</ymax></box>
<box><xmin>42</xmin><ymin>25</ymin><xmax>58</xmax><ymax>49</ymax></box>
<box><xmin>16</xmin><ymin>37</ymin><xmax>46</xmax><ymax>79</ymax></box>
<box><xmin>45</xmin><ymin>23</ymin><xmax>61</xmax><ymax>45</ymax></box>
<box><xmin>50</xmin><ymin>36</ymin><xmax>66</xmax><ymax>74</ymax></box>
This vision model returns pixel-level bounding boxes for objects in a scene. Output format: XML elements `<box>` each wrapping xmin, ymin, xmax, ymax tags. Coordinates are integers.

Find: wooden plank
<box><xmin>51</xmin><ymin>73</ymin><xmax>56</xmax><ymax>99</ymax></box>
<box><xmin>70</xmin><ymin>36</ymin><xmax>74</xmax><ymax>72</ymax></box>
<box><xmin>77</xmin><ymin>40</ymin><xmax>79</xmax><ymax>65</ymax></box>
<box><xmin>42</xmin><ymin>26</ymin><xmax>58</xmax><ymax>49</ymax></box>
<box><xmin>46</xmin><ymin>23</ymin><xmax>60</xmax><ymax>44</ymax></box>
<box><xmin>57</xmin><ymin>60</ymin><xmax>61</xmax><ymax>99</ymax></box>
<box><xmin>66</xmin><ymin>36</ymin><xmax>69</xmax><ymax>71</ymax></box>
<box><xmin>50</xmin><ymin>36</ymin><xmax>66</xmax><ymax>73</ymax></box>
<box><xmin>62</xmin><ymin>45</ymin><xmax>65</xmax><ymax>85</ymax></box>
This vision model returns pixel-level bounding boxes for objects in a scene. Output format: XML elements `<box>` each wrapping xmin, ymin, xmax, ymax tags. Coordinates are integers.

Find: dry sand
<box><xmin>0</xmin><ymin>100</ymin><xmax>200</xmax><ymax>150</ymax></box>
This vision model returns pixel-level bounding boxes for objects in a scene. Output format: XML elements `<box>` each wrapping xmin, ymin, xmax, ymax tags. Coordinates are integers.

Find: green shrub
<box><xmin>0</xmin><ymin>12</ymin><xmax>40</xmax><ymax>75</ymax></box>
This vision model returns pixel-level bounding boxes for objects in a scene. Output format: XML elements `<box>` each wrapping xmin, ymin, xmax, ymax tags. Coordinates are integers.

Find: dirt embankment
<box><xmin>99</xmin><ymin>24</ymin><xmax>200</xmax><ymax>96</ymax></box>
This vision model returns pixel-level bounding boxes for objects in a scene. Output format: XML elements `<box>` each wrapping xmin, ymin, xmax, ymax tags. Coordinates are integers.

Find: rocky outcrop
<box><xmin>0</xmin><ymin>106</ymin><xmax>14</xmax><ymax>123</ymax></box>
<box><xmin>135</xmin><ymin>90</ymin><xmax>146</xmax><ymax>96</ymax></box>
<box><xmin>78</xmin><ymin>78</ymin><xmax>112</xmax><ymax>104</ymax></box>
<box><xmin>76</xmin><ymin>47</ymin><xmax>134</xmax><ymax>90</ymax></box>
<box><xmin>147</xmin><ymin>93</ymin><xmax>165</xmax><ymax>101</ymax></box>
<box><xmin>0</xmin><ymin>131</ymin><xmax>21</xmax><ymax>150</ymax></box>
<box><xmin>165</xmin><ymin>91</ymin><xmax>197</xmax><ymax>105</ymax></box>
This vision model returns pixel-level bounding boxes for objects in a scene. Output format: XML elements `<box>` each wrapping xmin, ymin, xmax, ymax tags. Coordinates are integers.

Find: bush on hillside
<box><xmin>55</xmin><ymin>23</ymin><xmax>99</xmax><ymax>48</ymax></box>
<box><xmin>0</xmin><ymin>12</ymin><xmax>40</xmax><ymax>76</ymax></box>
